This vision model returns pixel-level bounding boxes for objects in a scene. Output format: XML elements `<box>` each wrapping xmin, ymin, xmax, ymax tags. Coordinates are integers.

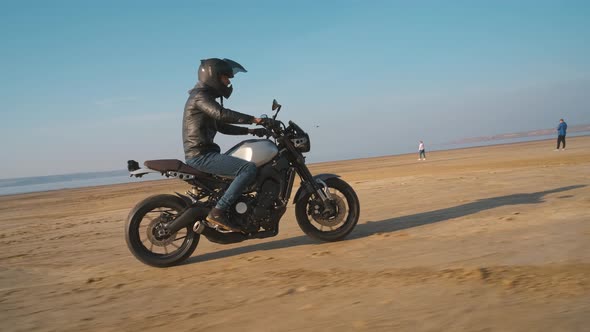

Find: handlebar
<box><xmin>256</xmin><ymin>118</ymin><xmax>282</xmax><ymax>139</ymax></box>
<box><xmin>258</xmin><ymin>117</ymin><xmax>276</xmax><ymax>126</ymax></box>
<box><xmin>259</xmin><ymin>118</ymin><xmax>282</xmax><ymax>130</ymax></box>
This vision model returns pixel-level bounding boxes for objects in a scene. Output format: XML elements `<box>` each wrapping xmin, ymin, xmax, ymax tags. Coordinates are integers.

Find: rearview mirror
<box><xmin>272</xmin><ymin>99</ymin><xmax>282</xmax><ymax>111</ymax></box>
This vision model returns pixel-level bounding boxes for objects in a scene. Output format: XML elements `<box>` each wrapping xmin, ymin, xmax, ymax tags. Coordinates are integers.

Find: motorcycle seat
<box><xmin>144</xmin><ymin>159</ymin><xmax>212</xmax><ymax>177</ymax></box>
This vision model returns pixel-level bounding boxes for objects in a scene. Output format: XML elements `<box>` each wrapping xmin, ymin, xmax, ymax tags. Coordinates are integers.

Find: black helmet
<box><xmin>198</xmin><ymin>58</ymin><xmax>247</xmax><ymax>98</ymax></box>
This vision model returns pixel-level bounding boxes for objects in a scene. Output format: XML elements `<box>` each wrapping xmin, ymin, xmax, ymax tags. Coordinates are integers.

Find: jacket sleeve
<box><xmin>217</xmin><ymin>123</ymin><xmax>249</xmax><ymax>135</ymax></box>
<box><xmin>195</xmin><ymin>98</ymin><xmax>254</xmax><ymax>124</ymax></box>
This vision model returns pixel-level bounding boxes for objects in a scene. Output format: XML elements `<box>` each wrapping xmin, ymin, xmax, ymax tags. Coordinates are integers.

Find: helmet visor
<box><xmin>222</xmin><ymin>58</ymin><xmax>247</xmax><ymax>76</ymax></box>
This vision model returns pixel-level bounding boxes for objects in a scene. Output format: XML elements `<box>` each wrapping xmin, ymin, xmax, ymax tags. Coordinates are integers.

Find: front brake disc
<box><xmin>311</xmin><ymin>194</ymin><xmax>346</xmax><ymax>227</ymax></box>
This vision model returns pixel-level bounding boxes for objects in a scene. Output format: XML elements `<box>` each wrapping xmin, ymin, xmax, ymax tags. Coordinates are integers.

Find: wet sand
<box><xmin>1</xmin><ymin>136</ymin><xmax>589</xmax><ymax>331</ymax></box>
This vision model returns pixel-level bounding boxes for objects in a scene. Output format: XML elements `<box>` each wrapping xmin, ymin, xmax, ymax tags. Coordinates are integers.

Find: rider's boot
<box><xmin>206</xmin><ymin>207</ymin><xmax>241</xmax><ymax>232</ymax></box>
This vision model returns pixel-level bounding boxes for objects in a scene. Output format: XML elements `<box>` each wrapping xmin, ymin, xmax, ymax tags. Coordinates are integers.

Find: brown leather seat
<box><xmin>143</xmin><ymin>159</ymin><xmax>211</xmax><ymax>177</ymax></box>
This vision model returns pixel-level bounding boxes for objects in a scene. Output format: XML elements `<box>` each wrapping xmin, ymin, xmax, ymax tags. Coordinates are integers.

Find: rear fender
<box><xmin>175</xmin><ymin>192</ymin><xmax>194</xmax><ymax>207</ymax></box>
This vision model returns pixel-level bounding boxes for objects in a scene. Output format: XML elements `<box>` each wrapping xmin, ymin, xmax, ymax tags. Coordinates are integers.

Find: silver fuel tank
<box><xmin>225</xmin><ymin>139</ymin><xmax>279</xmax><ymax>167</ymax></box>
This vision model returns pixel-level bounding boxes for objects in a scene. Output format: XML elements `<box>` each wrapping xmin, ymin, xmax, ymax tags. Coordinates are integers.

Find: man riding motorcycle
<box><xmin>183</xmin><ymin>58</ymin><xmax>266</xmax><ymax>232</ymax></box>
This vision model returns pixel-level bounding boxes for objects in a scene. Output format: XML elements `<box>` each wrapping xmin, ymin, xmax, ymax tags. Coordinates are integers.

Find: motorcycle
<box><xmin>125</xmin><ymin>99</ymin><xmax>360</xmax><ymax>267</ymax></box>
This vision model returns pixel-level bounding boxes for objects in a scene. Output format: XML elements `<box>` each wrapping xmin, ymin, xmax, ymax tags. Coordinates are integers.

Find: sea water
<box><xmin>0</xmin><ymin>170</ymin><xmax>164</xmax><ymax>196</ymax></box>
<box><xmin>1</xmin><ymin>133</ymin><xmax>588</xmax><ymax>196</ymax></box>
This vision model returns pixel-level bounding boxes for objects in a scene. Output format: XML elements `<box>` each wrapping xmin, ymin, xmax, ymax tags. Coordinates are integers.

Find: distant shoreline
<box><xmin>1</xmin><ymin>134</ymin><xmax>589</xmax><ymax>197</ymax></box>
<box><xmin>433</xmin><ymin>132</ymin><xmax>590</xmax><ymax>154</ymax></box>
<box><xmin>310</xmin><ymin>133</ymin><xmax>590</xmax><ymax>166</ymax></box>
<box><xmin>444</xmin><ymin>124</ymin><xmax>590</xmax><ymax>145</ymax></box>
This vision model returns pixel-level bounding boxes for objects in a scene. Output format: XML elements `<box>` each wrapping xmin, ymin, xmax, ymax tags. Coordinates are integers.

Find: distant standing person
<box><xmin>555</xmin><ymin>119</ymin><xmax>568</xmax><ymax>151</ymax></box>
<box><xmin>418</xmin><ymin>140</ymin><xmax>426</xmax><ymax>160</ymax></box>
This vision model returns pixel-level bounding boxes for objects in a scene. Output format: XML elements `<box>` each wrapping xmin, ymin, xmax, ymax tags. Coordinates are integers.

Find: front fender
<box><xmin>292</xmin><ymin>173</ymin><xmax>340</xmax><ymax>204</ymax></box>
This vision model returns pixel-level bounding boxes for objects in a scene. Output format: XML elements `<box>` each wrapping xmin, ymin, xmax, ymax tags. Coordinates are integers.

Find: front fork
<box><xmin>313</xmin><ymin>178</ymin><xmax>332</xmax><ymax>200</ymax></box>
<box><xmin>296</xmin><ymin>166</ymin><xmax>336</xmax><ymax>215</ymax></box>
<box><xmin>281</xmin><ymin>136</ymin><xmax>336</xmax><ymax>214</ymax></box>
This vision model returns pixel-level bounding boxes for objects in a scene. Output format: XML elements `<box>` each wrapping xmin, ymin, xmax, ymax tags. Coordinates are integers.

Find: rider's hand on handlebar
<box><xmin>258</xmin><ymin>118</ymin><xmax>279</xmax><ymax>127</ymax></box>
<box><xmin>253</xmin><ymin>118</ymin><xmax>264</xmax><ymax>125</ymax></box>
<box><xmin>248</xmin><ymin>128</ymin><xmax>268</xmax><ymax>137</ymax></box>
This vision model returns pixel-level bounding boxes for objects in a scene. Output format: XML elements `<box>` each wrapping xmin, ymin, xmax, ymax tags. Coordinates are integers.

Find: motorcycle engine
<box><xmin>230</xmin><ymin>180</ymin><xmax>280</xmax><ymax>232</ymax></box>
<box><xmin>254</xmin><ymin>180</ymin><xmax>279</xmax><ymax>214</ymax></box>
<box><xmin>230</xmin><ymin>196</ymin><xmax>256</xmax><ymax>232</ymax></box>
<box><xmin>252</xmin><ymin>179</ymin><xmax>280</xmax><ymax>230</ymax></box>
<box><xmin>231</xmin><ymin>159</ymin><xmax>287</xmax><ymax>233</ymax></box>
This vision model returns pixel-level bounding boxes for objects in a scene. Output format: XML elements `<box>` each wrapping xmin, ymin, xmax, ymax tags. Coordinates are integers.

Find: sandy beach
<box><xmin>1</xmin><ymin>136</ymin><xmax>589</xmax><ymax>332</ymax></box>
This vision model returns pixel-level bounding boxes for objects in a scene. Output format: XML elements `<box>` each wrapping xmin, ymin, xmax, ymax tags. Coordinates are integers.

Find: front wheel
<box><xmin>295</xmin><ymin>177</ymin><xmax>360</xmax><ymax>241</ymax></box>
<box><xmin>125</xmin><ymin>194</ymin><xmax>200</xmax><ymax>267</ymax></box>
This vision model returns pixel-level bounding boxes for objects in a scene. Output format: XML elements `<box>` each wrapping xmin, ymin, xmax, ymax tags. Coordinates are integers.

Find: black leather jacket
<box><xmin>183</xmin><ymin>82</ymin><xmax>254</xmax><ymax>159</ymax></box>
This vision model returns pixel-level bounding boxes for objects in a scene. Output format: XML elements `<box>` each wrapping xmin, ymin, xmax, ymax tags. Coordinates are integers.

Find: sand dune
<box><xmin>1</xmin><ymin>137</ymin><xmax>589</xmax><ymax>331</ymax></box>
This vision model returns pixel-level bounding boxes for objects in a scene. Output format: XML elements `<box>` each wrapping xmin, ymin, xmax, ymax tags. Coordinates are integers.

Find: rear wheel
<box><xmin>295</xmin><ymin>178</ymin><xmax>360</xmax><ymax>241</ymax></box>
<box><xmin>125</xmin><ymin>194</ymin><xmax>199</xmax><ymax>267</ymax></box>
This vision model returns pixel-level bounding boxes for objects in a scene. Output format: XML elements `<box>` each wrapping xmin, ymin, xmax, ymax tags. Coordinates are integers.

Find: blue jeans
<box><xmin>186</xmin><ymin>152</ymin><xmax>257</xmax><ymax>210</ymax></box>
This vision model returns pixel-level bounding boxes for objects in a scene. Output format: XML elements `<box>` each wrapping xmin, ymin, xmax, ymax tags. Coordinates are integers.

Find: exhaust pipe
<box><xmin>165</xmin><ymin>205</ymin><xmax>209</xmax><ymax>234</ymax></box>
<box><xmin>192</xmin><ymin>220</ymin><xmax>206</xmax><ymax>234</ymax></box>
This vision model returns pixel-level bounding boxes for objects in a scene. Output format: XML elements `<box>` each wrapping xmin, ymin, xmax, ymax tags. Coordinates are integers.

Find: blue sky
<box><xmin>1</xmin><ymin>0</ymin><xmax>589</xmax><ymax>178</ymax></box>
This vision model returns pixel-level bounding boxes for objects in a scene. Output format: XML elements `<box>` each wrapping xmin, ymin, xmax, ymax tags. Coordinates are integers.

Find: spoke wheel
<box><xmin>125</xmin><ymin>194</ymin><xmax>200</xmax><ymax>267</ymax></box>
<box><xmin>295</xmin><ymin>178</ymin><xmax>360</xmax><ymax>242</ymax></box>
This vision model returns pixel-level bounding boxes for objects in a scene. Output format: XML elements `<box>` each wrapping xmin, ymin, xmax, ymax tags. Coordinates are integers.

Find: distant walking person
<box><xmin>555</xmin><ymin>119</ymin><xmax>567</xmax><ymax>151</ymax></box>
<box><xmin>418</xmin><ymin>141</ymin><xmax>426</xmax><ymax>160</ymax></box>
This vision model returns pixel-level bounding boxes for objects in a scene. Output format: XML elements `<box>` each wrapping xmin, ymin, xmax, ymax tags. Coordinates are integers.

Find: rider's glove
<box><xmin>260</xmin><ymin>118</ymin><xmax>279</xmax><ymax>128</ymax></box>
<box><xmin>250</xmin><ymin>128</ymin><xmax>268</xmax><ymax>137</ymax></box>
